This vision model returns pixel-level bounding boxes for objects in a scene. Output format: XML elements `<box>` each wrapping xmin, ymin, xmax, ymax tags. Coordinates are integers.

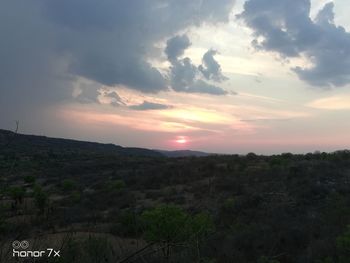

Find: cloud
<box><xmin>0</xmin><ymin>0</ymin><xmax>72</xmax><ymax>118</ymax></box>
<box><xmin>199</xmin><ymin>49</ymin><xmax>228</xmax><ymax>82</ymax></box>
<box><xmin>238</xmin><ymin>0</ymin><xmax>350</xmax><ymax>87</ymax></box>
<box><xmin>104</xmin><ymin>91</ymin><xmax>125</xmax><ymax>107</ymax></box>
<box><xmin>185</xmin><ymin>80</ymin><xmax>228</xmax><ymax>95</ymax></box>
<box><xmin>166</xmin><ymin>35</ymin><xmax>228</xmax><ymax>95</ymax></box>
<box><xmin>165</xmin><ymin>35</ymin><xmax>191</xmax><ymax>62</ymax></box>
<box><xmin>129</xmin><ymin>101</ymin><xmax>173</xmax><ymax>111</ymax></box>
<box><xmin>105</xmin><ymin>91</ymin><xmax>122</xmax><ymax>100</ymax></box>
<box><xmin>0</xmin><ymin>0</ymin><xmax>236</xmax><ymax>119</ymax></box>
<box><xmin>241</xmin><ymin>118</ymin><xmax>292</xmax><ymax>123</ymax></box>
<box><xmin>170</xmin><ymin>58</ymin><xmax>197</xmax><ymax>91</ymax></box>
<box><xmin>44</xmin><ymin>0</ymin><xmax>235</xmax><ymax>94</ymax></box>
<box><xmin>76</xmin><ymin>83</ymin><xmax>101</xmax><ymax>104</ymax></box>
<box><xmin>307</xmin><ymin>95</ymin><xmax>350</xmax><ymax>110</ymax></box>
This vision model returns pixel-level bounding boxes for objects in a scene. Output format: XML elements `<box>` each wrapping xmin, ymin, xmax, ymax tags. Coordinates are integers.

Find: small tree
<box><xmin>142</xmin><ymin>205</ymin><xmax>189</xmax><ymax>261</ymax></box>
<box><xmin>190</xmin><ymin>212</ymin><xmax>215</xmax><ymax>261</ymax></box>
<box><xmin>141</xmin><ymin>205</ymin><xmax>214</xmax><ymax>262</ymax></box>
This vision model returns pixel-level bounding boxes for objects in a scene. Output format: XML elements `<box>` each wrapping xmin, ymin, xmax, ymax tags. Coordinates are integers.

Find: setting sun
<box><xmin>175</xmin><ymin>136</ymin><xmax>188</xmax><ymax>144</ymax></box>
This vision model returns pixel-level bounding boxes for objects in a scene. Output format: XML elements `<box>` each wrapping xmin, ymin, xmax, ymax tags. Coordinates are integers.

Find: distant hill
<box><xmin>156</xmin><ymin>149</ymin><xmax>213</xmax><ymax>157</ymax></box>
<box><xmin>0</xmin><ymin>129</ymin><xmax>163</xmax><ymax>157</ymax></box>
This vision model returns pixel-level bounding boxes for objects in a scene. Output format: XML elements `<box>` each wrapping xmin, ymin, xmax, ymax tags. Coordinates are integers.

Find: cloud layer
<box><xmin>239</xmin><ymin>0</ymin><xmax>350</xmax><ymax>87</ymax></box>
<box><xmin>0</xmin><ymin>0</ymin><xmax>235</xmax><ymax>115</ymax></box>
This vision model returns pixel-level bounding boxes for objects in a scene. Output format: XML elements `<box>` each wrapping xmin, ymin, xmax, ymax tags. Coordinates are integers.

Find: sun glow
<box><xmin>175</xmin><ymin>136</ymin><xmax>188</xmax><ymax>144</ymax></box>
<box><xmin>161</xmin><ymin>108</ymin><xmax>229</xmax><ymax>124</ymax></box>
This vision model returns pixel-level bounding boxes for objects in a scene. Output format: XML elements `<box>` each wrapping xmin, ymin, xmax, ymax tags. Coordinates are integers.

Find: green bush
<box><xmin>107</xmin><ymin>179</ymin><xmax>126</xmax><ymax>192</ymax></box>
<box><xmin>62</xmin><ymin>179</ymin><xmax>76</xmax><ymax>192</ymax></box>
<box><xmin>141</xmin><ymin>205</ymin><xmax>214</xmax><ymax>261</ymax></box>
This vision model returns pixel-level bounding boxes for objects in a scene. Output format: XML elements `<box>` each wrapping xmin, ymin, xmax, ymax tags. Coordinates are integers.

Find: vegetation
<box><xmin>33</xmin><ymin>185</ymin><xmax>48</xmax><ymax>214</ymax></box>
<box><xmin>1</xmin><ymin>129</ymin><xmax>350</xmax><ymax>262</ymax></box>
<box><xmin>141</xmin><ymin>205</ymin><xmax>214</xmax><ymax>262</ymax></box>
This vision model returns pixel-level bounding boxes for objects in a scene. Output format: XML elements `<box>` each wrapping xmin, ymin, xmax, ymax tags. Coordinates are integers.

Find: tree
<box><xmin>141</xmin><ymin>205</ymin><xmax>214</xmax><ymax>262</ymax></box>
<box><xmin>190</xmin><ymin>212</ymin><xmax>215</xmax><ymax>262</ymax></box>
<box><xmin>142</xmin><ymin>205</ymin><xmax>189</xmax><ymax>261</ymax></box>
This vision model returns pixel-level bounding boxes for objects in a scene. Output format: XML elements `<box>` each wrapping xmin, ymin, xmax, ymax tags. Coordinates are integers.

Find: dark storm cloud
<box><xmin>0</xmin><ymin>1</ymin><xmax>72</xmax><ymax>114</ymax></box>
<box><xmin>199</xmin><ymin>49</ymin><xmax>228</xmax><ymax>82</ymax></box>
<box><xmin>239</xmin><ymin>0</ymin><xmax>350</xmax><ymax>87</ymax></box>
<box><xmin>165</xmin><ymin>35</ymin><xmax>192</xmax><ymax>62</ymax></box>
<box><xmin>166</xmin><ymin>35</ymin><xmax>228</xmax><ymax>95</ymax></box>
<box><xmin>129</xmin><ymin>101</ymin><xmax>173</xmax><ymax>111</ymax></box>
<box><xmin>0</xmin><ymin>0</ymin><xmax>236</xmax><ymax>119</ymax></box>
<box><xmin>170</xmin><ymin>58</ymin><xmax>198</xmax><ymax>91</ymax></box>
<box><xmin>44</xmin><ymin>0</ymin><xmax>235</xmax><ymax>93</ymax></box>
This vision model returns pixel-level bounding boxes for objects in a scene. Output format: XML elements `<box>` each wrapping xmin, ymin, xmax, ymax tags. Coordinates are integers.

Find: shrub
<box><xmin>141</xmin><ymin>205</ymin><xmax>214</xmax><ymax>261</ymax></box>
<box><xmin>62</xmin><ymin>179</ymin><xmax>76</xmax><ymax>192</ymax></box>
<box><xmin>108</xmin><ymin>179</ymin><xmax>126</xmax><ymax>192</ymax></box>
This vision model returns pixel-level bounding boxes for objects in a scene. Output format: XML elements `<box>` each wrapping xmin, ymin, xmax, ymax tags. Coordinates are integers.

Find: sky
<box><xmin>1</xmin><ymin>0</ymin><xmax>350</xmax><ymax>154</ymax></box>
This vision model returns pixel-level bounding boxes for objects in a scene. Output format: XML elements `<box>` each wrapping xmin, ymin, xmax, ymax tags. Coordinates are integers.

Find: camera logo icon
<box><xmin>12</xmin><ymin>240</ymin><xmax>29</xmax><ymax>250</ymax></box>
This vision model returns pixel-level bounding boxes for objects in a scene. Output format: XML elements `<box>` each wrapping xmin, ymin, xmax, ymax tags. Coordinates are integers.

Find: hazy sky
<box><xmin>1</xmin><ymin>0</ymin><xmax>350</xmax><ymax>154</ymax></box>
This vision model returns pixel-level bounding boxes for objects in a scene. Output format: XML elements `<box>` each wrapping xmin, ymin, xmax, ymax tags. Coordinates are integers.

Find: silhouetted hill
<box><xmin>0</xmin><ymin>129</ymin><xmax>163</xmax><ymax>157</ymax></box>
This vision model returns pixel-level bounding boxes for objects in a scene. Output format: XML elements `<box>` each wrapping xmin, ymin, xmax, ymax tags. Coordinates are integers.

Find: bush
<box><xmin>62</xmin><ymin>179</ymin><xmax>76</xmax><ymax>192</ymax></box>
<box><xmin>141</xmin><ymin>205</ymin><xmax>214</xmax><ymax>261</ymax></box>
<box><xmin>107</xmin><ymin>179</ymin><xmax>126</xmax><ymax>192</ymax></box>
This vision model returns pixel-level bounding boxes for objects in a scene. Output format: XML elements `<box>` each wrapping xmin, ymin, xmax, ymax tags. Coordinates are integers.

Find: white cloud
<box><xmin>307</xmin><ymin>95</ymin><xmax>350</xmax><ymax>110</ymax></box>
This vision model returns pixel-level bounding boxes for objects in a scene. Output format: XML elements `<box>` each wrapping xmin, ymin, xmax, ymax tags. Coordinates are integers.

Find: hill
<box><xmin>0</xmin><ymin>129</ymin><xmax>163</xmax><ymax>157</ymax></box>
<box><xmin>1</xmin><ymin>129</ymin><xmax>350</xmax><ymax>262</ymax></box>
